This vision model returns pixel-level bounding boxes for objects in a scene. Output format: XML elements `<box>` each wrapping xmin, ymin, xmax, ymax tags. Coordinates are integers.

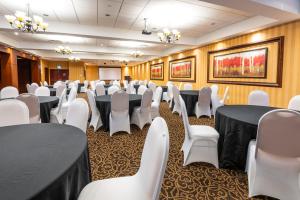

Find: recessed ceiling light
<box><xmin>14</xmin><ymin>32</ymin><xmax>19</xmax><ymax>35</ymax></box>
<box><xmin>105</xmin><ymin>14</ymin><xmax>110</xmax><ymax>17</ymax></box>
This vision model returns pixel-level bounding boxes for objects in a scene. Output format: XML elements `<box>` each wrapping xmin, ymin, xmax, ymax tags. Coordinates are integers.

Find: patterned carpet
<box><xmin>84</xmin><ymin>94</ymin><xmax>274</xmax><ymax>200</ymax></box>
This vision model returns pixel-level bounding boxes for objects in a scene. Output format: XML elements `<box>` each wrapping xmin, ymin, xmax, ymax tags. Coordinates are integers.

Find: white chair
<box><xmin>62</xmin><ymin>87</ymin><xmax>77</xmax><ymax>120</ymax></box>
<box><xmin>108</xmin><ymin>85</ymin><xmax>120</xmax><ymax>95</ymax></box>
<box><xmin>16</xmin><ymin>94</ymin><xmax>40</xmax><ymax>123</ymax></box>
<box><xmin>43</xmin><ymin>81</ymin><xmax>48</xmax><ymax>86</ymax></box>
<box><xmin>248</xmin><ymin>90</ymin><xmax>269</xmax><ymax>106</ymax></box>
<box><xmin>96</xmin><ymin>84</ymin><xmax>106</xmax><ymax>96</ymax></box>
<box><xmin>56</xmin><ymin>84</ymin><xmax>66</xmax><ymax>98</ymax></box>
<box><xmin>137</xmin><ymin>85</ymin><xmax>147</xmax><ymax>95</ymax></box>
<box><xmin>172</xmin><ymin>86</ymin><xmax>181</xmax><ymax>115</ymax></box>
<box><xmin>0</xmin><ymin>86</ymin><xmax>19</xmax><ymax>99</ymax></box>
<box><xmin>50</xmin><ymin>89</ymin><xmax>66</xmax><ymax>124</ymax></box>
<box><xmin>87</xmin><ymin>90</ymin><xmax>102</xmax><ymax>132</ymax></box>
<box><xmin>29</xmin><ymin>83</ymin><xmax>39</xmax><ymax>94</ymax></box>
<box><xmin>211</xmin><ymin>86</ymin><xmax>229</xmax><ymax>116</ymax></box>
<box><xmin>288</xmin><ymin>95</ymin><xmax>300</xmax><ymax>111</ymax></box>
<box><xmin>194</xmin><ymin>87</ymin><xmax>212</xmax><ymax>118</ymax></box>
<box><xmin>179</xmin><ymin>96</ymin><xmax>219</xmax><ymax>167</ymax></box>
<box><xmin>35</xmin><ymin>86</ymin><xmax>50</xmax><ymax>96</ymax></box>
<box><xmin>90</xmin><ymin>81</ymin><xmax>96</xmax><ymax>91</ymax></box>
<box><xmin>81</xmin><ymin>80</ymin><xmax>89</xmax><ymax>93</ymax></box>
<box><xmin>40</xmin><ymin>81</ymin><xmax>43</xmax><ymax>86</ymax></box>
<box><xmin>247</xmin><ymin>109</ymin><xmax>300</xmax><ymax>200</ymax></box>
<box><xmin>126</xmin><ymin>84</ymin><xmax>136</xmax><ymax>94</ymax></box>
<box><xmin>183</xmin><ymin>83</ymin><xmax>193</xmax><ymax>90</ymax></box>
<box><xmin>113</xmin><ymin>80</ymin><xmax>120</xmax><ymax>88</ymax></box>
<box><xmin>148</xmin><ymin>82</ymin><xmax>156</xmax><ymax>95</ymax></box>
<box><xmin>109</xmin><ymin>91</ymin><xmax>130</xmax><ymax>136</ymax></box>
<box><xmin>26</xmin><ymin>84</ymin><xmax>31</xmax><ymax>93</ymax></box>
<box><xmin>211</xmin><ymin>84</ymin><xmax>218</xmax><ymax>98</ymax></box>
<box><xmin>162</xmin><ymin>84</ymin><xmax>173</xmax><ymax>102</ymax></box>
<box><xmin>78</xmin><ymin>117</ymin><xmax>169</xmax><ymax>200</ymax></box>
<box><xmin>131</xmin><ymin>89</ymin><xmax>153</xmax><ymax>130</ymax></box>
<box><xmin>100</xmin><ymin>80</ymin><xmax>106</xmax><ymax>85</ymax></box>
<box><xmin>65</xmin><ymin>98</ymin><xmax>89</xmax><ymax>133</ymax></box>
<box><xmin>123</xmin><ymin>80</ymin><xmax>128</xmax><ymax>89</ymax></box>
<box><xmin>151</xmin><ymin>87</ymin><xmax>163</xmax><ymax>119</ymax></box>
<box><xmin>0</xmin><ymin>99</ymin><xmax>29</xmax><ymax>126</ymax></box>
<box><xmin>53</xmin><ymin>81</ymin><xmax>62</xmax><ymax>88</ymax></box>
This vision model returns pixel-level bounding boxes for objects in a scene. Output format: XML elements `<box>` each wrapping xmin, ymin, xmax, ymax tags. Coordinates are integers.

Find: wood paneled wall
<box><xmin>129</xmin><ymin>20</ymin><xmax>300</xmax><ymax>108</ymax></box>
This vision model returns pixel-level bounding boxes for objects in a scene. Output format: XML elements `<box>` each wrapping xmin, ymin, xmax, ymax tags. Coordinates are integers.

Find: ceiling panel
<box><xmin>73</xmin><ymin>0</ymin><xmax>97</xmax><ymax>24</ymax></box>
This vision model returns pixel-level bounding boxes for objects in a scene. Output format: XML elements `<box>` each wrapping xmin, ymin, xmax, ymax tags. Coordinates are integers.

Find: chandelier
<box><xmin>157</xmin><ymin>29</ymin><xmax>181</xmax><ymax>43</ymax></box>
<box><xmin>5</xmin><ymin>4</ymin><xmax>48</xmax><ymax>33</ymax></box>
<box><xmin>55</xmin><ymin>46</ymin><xmax>72</xmax><ymax>55</ymax></box>
<box><xmin>131</xmin><ymin>50</ymin><xmax>144</xmax><ymax>58</ymax></box>
<box><xmin>68</xmin><ymin>56</ymin><xmax>80</xmax><ymax>62</ymax></box>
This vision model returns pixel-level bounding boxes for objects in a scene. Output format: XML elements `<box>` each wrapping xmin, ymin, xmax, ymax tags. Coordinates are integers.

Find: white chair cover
<box><xmin>137</xmin><ymin>85</ymin><xmax>147</xmax><ymax>95</ymax></box>
<box><xmin>211</xmin><ymin>86</ymin><xmax>229</xmax><ymax>116</ymax></box>
<box><xmin>26</xmin><ymin>84</ymin><xmax>31</xmax><ymax>93</ymax></box>
<box><xmin>247</xmin><ymin>109</ymin><xmax>300</xmax><ymax>200</ymax></box>
<box><xmin>131</xmin><ymin>89</ymin><xmax>153</xmax><ymax>130</ymax></box>
<box><xmin>100</xmin><ymin>81</ymin><xmax>106</xmax><ymax>85</ymax></box>
<box><xmin>180</xmin><ymin>96</ymin><xmax>219</xmax><ymax>167</ymax></box>
<box><xmin>81</xmin><ymin>80</ymin><xmax>89</xmax><ymax>93</ymax></box>
<box><xmin>108</xmin><ymin>85</ymin><xmax>120</xmax><ymax>95</ymax></box>
<box><xmin>87</xmin><ymin>90</ymin><xmax>102</xmax><ymax>132</ymax></box>
<box><xmin>29</xmin><ymin>83</ymin><xmax>39</xmax><ymax>94</ymax></box>
<box><xmin>65</xmin><ymin>98</ymin><xmax>89</xmax><ymax>133</ymax></box>
<box><xmin>35</xmin><ymin>86</ymin><xmax>50</xmax><ymax>96</ymax></box>
<box><xmin>53</xmin><ymin>81</ymin><xmax>62</xmax><ymax>88</ymax></box>
<box><xmin>56</xmin><ymin>84</ymin><xmax>66</xmax><ymax>98</ymax></box>
<box><xmin>50</xmin><ymin>89</ymin><xmax>66</xmax><ymax>124</ymax></box>
<box><xmin>0</xmin><ymin>86</ymin><xmax>19</xmax><ymax>99</ymax></box>
<box><xmin>110</xmin><ymin>91</ymin><xmax>130</xmax><ymax>136</ymax></box>
<box><xmin>43</xmin><ymin>81</ymin><xmax>48</xmax><ymax>86</ymax></box>
<box><xmin>123</xmin><ymin>80</ymin><xmax>129</xmax><ymax>89</ymax></box>
<box><xmin>194</xmin><ymin>87</ymin><xmax>212</xmax><ymax>118</ymax></box>
<box><xmin>90</xmin><ymin>81</ymin><xmax>96</xmax><ymax>91</ymax></box>
<box><xmin>151</xmin><ymin>87</ymin><xmax>162</xmax><ymax>119</ymax></box>
<box><xmin>0</xmin><ymin>99</ymin><xmax>29</xmax><ymax>126</ymax></box>
<box><xmin>78</xmin><ymin>117</ymin><xmax>169</xmax><ymax>200</ymax></box>
<box><xmin>211</xmin><ymin>84</ymin><xmax>218</xmax><ymax>98</ymax></box>
<box><xmin>172</xmin><ymin>86</ymin><xmax>181</xmax><ymax>115</ymax></box>
<box><xmin>62</xmin><ymin>87</ymin><xmax>77</xmax><ymax>120</ymax></box>
<box><xmin>162</xmin><ymin>83</ymin><xmax>173</xmax><ymax>102</ymax></box>
<box><xmin>288</xmin><ymin>95</ymin><xmax>300</xmax><ymax>111</ymax></box>
<box><xmin>183</xmin><ymin>83</ymin><xmax>193</xmax><ymax>90</ymax></box>
<box><xmin>148</xmin><ymin>82</ymin><xmax>156</xmax><ymax>94</ymax></box>
<box><xmin>16</xmin><ymin>94</ymin><xmax>40</xmax><ymax>123</ymax></box>
<box><xmin>96</xmin><ymin>84</ymin><xmax>106</xmax><ymax>96</ymax></box>
<box><xmin>248</xmin><ymin>90</ymin><xmax>269</xmax><ymax>106</ymax></box>
<box><xmin>126</xmin><ymin>84</ymin><xmax>136</xmax><ymax>94</ymax></box>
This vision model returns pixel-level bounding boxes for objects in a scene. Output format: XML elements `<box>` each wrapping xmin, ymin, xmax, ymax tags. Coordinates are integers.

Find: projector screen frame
<box><xmin>98</xmin><ymin>66</ymin><xmax>122</xmax><ymax>81</ymax></box>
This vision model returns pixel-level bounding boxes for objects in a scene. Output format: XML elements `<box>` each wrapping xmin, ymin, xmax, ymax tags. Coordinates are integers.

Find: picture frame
<box><xmin>169</xmin><ymin>56</ymin><xmax>196</xmax><ymax>82</ymax></box>
<box><xmin>150</xmin><ymin>62</ymin><xmax>164</xmax><ymax>80</ymax></box>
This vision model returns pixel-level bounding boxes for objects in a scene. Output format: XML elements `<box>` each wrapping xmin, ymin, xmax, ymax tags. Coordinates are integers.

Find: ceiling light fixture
<box><xmin>131</xmin><ymin>50</ymin><xmax>144</xmax><ymax>58</ymax></box>
<box><xmin>157</xmin><ymin>28</ymin><xmax>181</xmax><ymax>44</ymax></box>
<box><xmin>55</xmin><ymin>46</ymin><xmax>72</xmax><ymax>55</ymax></box>
<box><xmin>68</xmin><ymin>56</ymin><xmax>80</xmax><ymax>62</ymax></box>
<box><xmin>5</xmin><ymin>4</ymin><xmax>48</xmax><ymax>33</ymax></box>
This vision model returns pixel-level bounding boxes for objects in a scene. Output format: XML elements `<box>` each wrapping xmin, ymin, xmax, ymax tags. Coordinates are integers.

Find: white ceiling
<box><xmin>0</xmin><ymin>0</ymin><xmax>299</xmax><ymax>65</ymax></box>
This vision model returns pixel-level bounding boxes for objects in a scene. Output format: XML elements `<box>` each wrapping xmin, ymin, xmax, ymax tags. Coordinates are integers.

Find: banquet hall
<box><xmin>0</xmin><ymin>0</ymin><xmax>300</xmax><ymax>199</ymax></box>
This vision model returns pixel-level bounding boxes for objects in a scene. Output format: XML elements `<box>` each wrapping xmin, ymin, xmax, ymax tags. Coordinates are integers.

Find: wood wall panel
<box><xmin>129</xmin><ymin>20</ymin><xmax>300</xmax><ymax>108</ymax></box>
<box><xmin>86</xmin><ymin>65</ymin><xmax>99</xmax><ymax>80</ymax></box>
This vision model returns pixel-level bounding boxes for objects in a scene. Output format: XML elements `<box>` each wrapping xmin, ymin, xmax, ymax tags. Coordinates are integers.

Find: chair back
<box><xmin>148</xmin><ymin>82</ymin><xmax>156</xmax><ymax>93</ymax></box>
<box><xmin>123</xmin><ymin>80</ymin><xmax>128</xmax><ymax>89</ymax></box>
<box><xmin>30</xmin><ymin>83</ymin><xmax>39</xmax><ymax>94</ymax></box>
<box><xmin>138</xmin><ymin>85</ymin><xmax>147</xmax><ymax>95</ymax></box>
<box><xmin>0</xmin><ymin>99</ymin><xmax>29</xmax><ymax>126</ymax></box>
<box><xmin>288</xmin><ymin>95</ymin><xmax>300</xmax><ymax>111</ymax></box>
<box><xmin>67</xmin><ymin>87</ymin><xmax>77</xmax><ymax>104</ymax></box>
<box><xmin>55</xmin><ymin>89</ymin><xmax>66</xmax><ymax>115</ymax></box>
<box><xmin>221</xmin><ymin>86</ymin><xmax>229</xmax><ymax>103</ymax></box>
<box><xmin>172</xmin><ymin>86</ymin><xmax>180</xmax><ymax>106</ymax></box>
<box><xmin>100</xmin><ymin>80</ymin><xmax>106</xmax><ymax>85</ymax></box>
<box><xmin>248</xmin><ymin>90</ymin><xmax>269</xmax><ymax>106</ymax></box>
<box><xmin>154</xmin><ymin>87</ymin><xmax>163</xmax><ymax>103</ymax></box>
<box><xmin>211</xmin><ymin>84</ymin><xmax>218</xmax><ymax>97</ymax></box>
<box><xmin>179</xmin><ymin>96</ymin><xmax>192</xmax><ymax>139</ymax></box>
<box><xmin>198</xmin><ymin>87</ymin><xmax>212</xmax><ymax>108</ymax></box>
<box><xmin>126</xmin><ymin>84</ymin><xmax>134</xmax><ymax>94</ymax></box>
<box><xmin>137</xmin><ymin>117</ymin><xmax>169</xmax><ymax>200</ymax></box>
<box><xmin>87</xmin><ymin>90</ymin><xmax>99</xmax><ymax>115</ymax></box>
<box><xmin>90</xmin><ymin>81</ymin><xmax>96</xmax><ymax>90</ymax></box>
<box><xmin>256</xmin><ymin>109</ymin><xmax>300</xmax><ymax>158</ymax></box>
<box><xmin>26</xmin><ymin>84</ymin><xmax>31</xmax><ymax>93</ymax></box>
<box><xmin>35</xmin><ymin>86</ymin><xmax>50</xmax><ymax>96</ymax></box>
<box><xmin>95</xmin><ymin>83</ymin><xmax>106</xmax><ymax>96</ymax></box>
<box><xmin>43</xmin><ymin>81</ymin><xmax>48</xmax><ymax>86</ymax></box>
<box><xmin>53</xmin><ymin>81</ymin><xmax>62</xmax><ymax>88</ymax></box>
<box><xmin>56</xmin><ymin>84</ymin><xmax>66</xmax><ymax>97</ymax></box>
<box><xmin>16</xmin><ymin>94</ymin><xmax>40</xmax><ymax>122</ymax></box>
<box><xmin>83</xmin><ymin>80</ymin><xmax>89</xmax><ymax>87</ymax></box>
<box><xmin>108</xmin><ymin>85</ymin><xmax>120</xmax><ymax>95</ymax></box>
<box><xmin>65</xmin><ymin>98</ymin><xmax>89</xmax><ymax>133</ymax></box>
<box><xmin>31</xmin><ymin>82</ymin><xmax>39</xmax><ymax>88</ymax></box>
<box><xmin>183</xmin><ymin>83</ymin><xmax>193</xmax><ymax>90</ymax></box>
<box><xmin>111</xmin><ymin>91</ymin><xmax>129</xmax><ymax>117</ymax></box>
<box><xmin>0</xmin><ymin>86</ymin><xmax>19</xmax><ymax>99</ymax></box>
<box><xmin>140</xmin><ymin>89</ymin><xmax>153</xmax><ymax>113</ymax></box>
<box><xmin>167</xmin><ymin>84</ymin><xmax>173</xmax><ymax>99</ymax></box>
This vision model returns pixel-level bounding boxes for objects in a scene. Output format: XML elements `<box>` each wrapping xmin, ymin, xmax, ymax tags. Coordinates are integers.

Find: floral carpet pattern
<box><xmin>82</xmin><ymin>93</ymin><xmax>274</xmax><ymax>200</ymax></box>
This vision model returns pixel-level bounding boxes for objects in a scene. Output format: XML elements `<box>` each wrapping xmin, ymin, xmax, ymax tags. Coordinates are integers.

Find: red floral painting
<box><xmin>213</xmin><ymin>48</ymin><xmax>268</xmax><ymax>78</ymax></box>
<box><xmin>171</xmin><ymin>61</ymin><xmax>191</xmax><ymax>78</ymax></box>
<box><xmin>150</xmin><ymin>63</ymin><xmax>163</xmax><ymax>80</ymax></box>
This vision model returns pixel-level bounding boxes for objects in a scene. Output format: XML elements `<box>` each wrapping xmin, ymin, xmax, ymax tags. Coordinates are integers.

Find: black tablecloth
<box><xmin>179</xmin><ymin>90</ymin><xmax>199</xmax><ymax>116</ymax></box>
<box><xmin>77</xmin><ymin>83</ymin><xmax>84</xmax><ymax>93</ymax></box>
<box><xmin>95</xmin><ymin>94</ymin><xmax>142</xmax><ymax>131</ymax></box>
<box><xmin>215</xmin><ymin>105</ymin><xmax>277</xmax><ymax>170</ymax></box>
<box><xmin>133</xmin><ymin>84</ymin><xmax>140</xmax><ymax>93</ymax></box>
<box><xmin>0</xmin><ymin>123</ymin><xmax>90</xmax><ymax>200</ymax></box>
<box><xmin>38</xmin><ymin>96</ymin><xmax>59</xmax><ymax>123</ymax></box>
<box><xmin>49</xmin><ymin>88</ymin><xmax>71</xmax><ymax>96</ymax></box>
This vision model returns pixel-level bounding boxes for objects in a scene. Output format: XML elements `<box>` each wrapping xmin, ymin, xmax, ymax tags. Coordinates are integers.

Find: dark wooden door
<box><xmin>50</xmin><ymin>69</ymin><xmax>69</xmax><ymax>84</ymax></box>
<box><xmin>45</xmin><ymin>68</ymin><xmax>49</xmax><ymax>84</ymax></box>
<box><xmin>17</xmin><ymin>58</ymin><xmax>32</xmax><ymax>93</ymax></box>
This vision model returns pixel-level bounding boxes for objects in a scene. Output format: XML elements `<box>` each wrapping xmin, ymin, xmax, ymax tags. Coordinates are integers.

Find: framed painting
<box><xmin>150</xmin><ymin>62</ymin><xmax>164</xmax><ymax>80</ymax></box>
<box><xmin>213</xmin><ymin>48</ymin><xmax>268</xmax><ymax>78</ymax></box>
<box><xmin>207</xmin><ymin>36</ymin><xmax>284</xmax><ymax>87</ymax></box>
<box><xmin>169</xmin><ymin>56</ymin><xmax>196</xmax><ymax>82</ymax></box>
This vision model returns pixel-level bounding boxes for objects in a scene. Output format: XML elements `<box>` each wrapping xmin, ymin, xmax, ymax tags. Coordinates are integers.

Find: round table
<box><xmin>95</xmin><ymin>94</ymin><xmax>142</xmax><ymax>131</ymax></box>
<box><xmin>49</xmin><ymin>88</ymin><xmax>71</xmax><ymax>96</ymax></box>
<box><xmin>215</xmin><ymin>105</ymin><xmax>277</xmax><ymax>170</ymax></box>
<box><xmin>180</xmin><ymin>90</ymin><xmax>199</xmax><ymax>116</ymax></box>
<box><xmin>0</xmin><ymin>123</ymin><xmax>90</xmax><ymax>200</ymax></box>
<box><xmin>38</xmin><ymin>96</ymin><xmax>59</xmax><ymax>123</ymax></box>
